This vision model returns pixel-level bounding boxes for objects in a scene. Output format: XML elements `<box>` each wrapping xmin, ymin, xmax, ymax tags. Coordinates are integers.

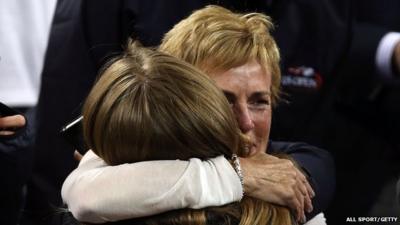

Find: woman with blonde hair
<box><xmin>63</xmin><ymin>5</ymin><xmax>331</xmax><ymax>225</ymax></box>
<box><xmin>74</xmin><ymin>42</ymin><xmax>294</xmax><ymax>225</ymax></box>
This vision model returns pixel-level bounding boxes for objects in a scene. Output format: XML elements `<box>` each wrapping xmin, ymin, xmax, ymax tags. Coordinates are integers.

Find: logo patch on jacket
<box><xmin>281</xmin><ymin>66</ymin><xmax>323</xmax><ymax>90</ymax></box>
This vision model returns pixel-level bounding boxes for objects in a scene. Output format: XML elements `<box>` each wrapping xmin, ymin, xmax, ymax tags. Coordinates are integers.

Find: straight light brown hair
<box><xmin>83</xmin><ymin>41</ymin><xmax>243</xmax><ymax>166</ymax></box>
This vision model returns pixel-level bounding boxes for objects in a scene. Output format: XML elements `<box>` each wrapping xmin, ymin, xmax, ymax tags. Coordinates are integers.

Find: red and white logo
<box><xmin>281</xmin><ymin>66</ymin><xmax>323</xmax><ymax>90</ymax></box>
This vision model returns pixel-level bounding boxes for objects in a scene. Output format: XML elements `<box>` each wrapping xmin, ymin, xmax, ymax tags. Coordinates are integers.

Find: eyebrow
<box><xmin>250</xmin><ymin>91</ymin><xmax>271</xmax><ymax>98</ymax></box>
<box><xmin>222</xmin><ymin>90</ymin><xmax>271</xmax><ymax>99</ymax></box>
<box><xmin>222</xmin><ymin>91</ymin><xmax>236</xmax><ymax>100</ymax></box>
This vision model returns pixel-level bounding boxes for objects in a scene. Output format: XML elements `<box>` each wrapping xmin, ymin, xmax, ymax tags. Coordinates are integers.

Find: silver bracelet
<box><xmin>231</xmin><ymin>154</ymin><xmax>244</xmax><ymax>196</ymax></box>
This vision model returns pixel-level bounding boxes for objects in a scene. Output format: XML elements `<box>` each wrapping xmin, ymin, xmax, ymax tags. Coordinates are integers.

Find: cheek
<box><xmin>253</xmin><ymin>110</ymin><xmax>271</xmax><ymax>141</ymax></box>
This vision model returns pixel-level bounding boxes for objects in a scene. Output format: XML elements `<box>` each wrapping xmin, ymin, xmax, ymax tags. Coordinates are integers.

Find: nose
<box><xmin>235</xmin><ymin>105</ymin><xmax>255</xmax><ymax>133</ymax></box>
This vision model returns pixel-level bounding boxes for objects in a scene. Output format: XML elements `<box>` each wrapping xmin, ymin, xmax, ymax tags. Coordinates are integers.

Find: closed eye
<box><xmin>248</xmin><ymin>92</ymin><xmax>270</xmax><ymax>109</ymax></box>
<box><xmin>222</xmin><ymin>91</ymin><xmax>236</xmax><ymax>106</ymax></box>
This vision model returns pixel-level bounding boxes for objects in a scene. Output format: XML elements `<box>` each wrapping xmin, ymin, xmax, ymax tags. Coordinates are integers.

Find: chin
<box><xmin>248</xmin><ymin>147</ymin><xmax>262</xmax><ymax>156</ymax></box>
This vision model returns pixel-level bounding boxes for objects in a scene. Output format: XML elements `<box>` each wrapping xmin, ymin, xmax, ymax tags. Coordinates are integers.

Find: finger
<box><xmin>300</xmin><ymin>176</ymin><xmax>315</xmax><ymax>198</ymax></box>
<box><xmin>304</xmin><ymin>191</ymin><xmax>313</xmax><ymax>214</ymax></box>
<box><xmin>297</xmin><ymin>175</ymin><xmax>313</xmax><ymax>213</ymax></box>
<box><xmin>286</xmin><ymin>191</ymin><xmax>301</xmax><ymax>223</ymax></box>
<box><xmin>298</xmin><ymin>180</ymin><xmax>313</xmax><ymax>214</ymax></box>
<box><xmin>0</xmin><ymin>130</ymin><xmax>16</xmax><ymax>136</ymax></box>
<box><xmin>287</xmin><ymin>181</ymin><xmax>304</xmax><ymax>223</ymax></box>
<box><xmin>74</xmin><ymin>150</ymin><xmax>83</xmax><ymax>161</ymax></box>
<box><xmin>296</xmin><ymin>170</ymin><xmax>314</xmax><ymax>203</ymax></box>
<box><xmin>294</xmin><ymin>186</ymin><xmax>305</xmax><ymax>223</ymax></box>
<box><xmin>305</xmin><ymin>178</ymin><xmax>315</xmax><ymax>198</ymax></box>
<box><xmin>0</xmin><ymin>115</ymin><xmax>26</xmax><ymax>129</ymax></box>
<box><xmin>295</xmin><ymin>170</ymin><xmax>313</xmax><ymax>217</ymax></box>
<box><xmin>296</xmin><ymin>169</ymin><xmax>315</xmax><ymax>198</ymax></box>
<box><xmin>290</xmin><ymin>189</ymin><xmax>303</xmax><ymax>223</ymax></box>
<box><xmin>296</xmin><ymin>172</ymin><xmax>308</xmax><ymax>196</ymax></box>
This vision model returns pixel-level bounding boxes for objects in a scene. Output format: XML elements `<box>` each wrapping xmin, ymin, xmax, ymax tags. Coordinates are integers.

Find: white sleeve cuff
<box><xmin>192</xmin><ymin>156</ymin><xmax>243</xmax><ymax>208</ymax></box>
<box><xmin>304</xmin><ymin>213</ymin><xmax>327</xmax><ymax>225</ymax></box>
<box><xmin>376</xmin><ymin>32</ymin><xmax>400</xmax><ymax>78</ymax></box>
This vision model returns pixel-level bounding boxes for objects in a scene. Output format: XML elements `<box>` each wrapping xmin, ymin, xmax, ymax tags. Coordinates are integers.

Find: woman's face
<box><xmin>210</xmin><ymin>60</ymin><xmax>272</xmax><ymax>156</ymax></box>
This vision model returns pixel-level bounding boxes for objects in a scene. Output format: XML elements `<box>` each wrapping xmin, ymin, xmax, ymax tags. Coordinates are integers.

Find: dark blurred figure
<box><xmin>271</xmin><ymin>0</ymin><xmax>400</xmax><ymax>223</ymax></box>
<box><xmin>341</xmin><ymin>0</ymin><xmax>400</xmax><ymax>140</ymax></box>
<box><xmin>328</xmin><ymin>0</ymin><xmax>400</xmax><ymax>223</ymax></box>
<box><xmin>0</xmin><ymin>111</ymin><xmax>35</xmax><ymax>225</ymax></box>
<box><xmin>1</xmin><ymin>1</ymin><xmax>56</xmax><ymax>224</ymax></box>
<box><xmin>20</xmin><ymin>0</ymin><xmax>93</xmax><ymax>224</ymax></box>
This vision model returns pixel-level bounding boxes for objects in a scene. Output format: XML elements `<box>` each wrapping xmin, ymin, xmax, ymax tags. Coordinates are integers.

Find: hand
<box><xmin>393</xmin><ymin>41</ymin><xmax>400</xmax><ymax>76</ymax></box>
<box><xmin>240</xmin><ymin>152</ymin><xmax>315</xmax><ymax>223</ymax></box>
<box><xmin>0</xmin><ymin>115</ymin><xmax>26</xmax><ymax>136</ymax></box>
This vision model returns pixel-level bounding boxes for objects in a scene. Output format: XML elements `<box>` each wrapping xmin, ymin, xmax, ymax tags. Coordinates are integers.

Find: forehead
<box><xmin>209</xmin><ymin>61</ymin><xmax>271</xmax><ymax>94</ymax></box>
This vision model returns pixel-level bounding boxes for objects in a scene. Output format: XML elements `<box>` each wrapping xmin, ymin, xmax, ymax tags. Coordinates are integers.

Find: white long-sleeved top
<box><xmin>62</xmin><ymin>150</ymin><xmax>243</xmax><ymax>223</ymax></box>
<box><xmin>62</xmin><ymin>151</ymin><xmax>326</xmax><ymax>225</ymax></box>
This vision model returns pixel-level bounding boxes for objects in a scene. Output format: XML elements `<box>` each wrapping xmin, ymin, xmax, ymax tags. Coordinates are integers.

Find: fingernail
<box><xmin>302</xmin><ymin>215</ymin><xmax>307</xmax><ymax>223</ymax></box>
<box><xmin>307</xmin><ymin>205</ymin><xmax>313</xmax><ymax>213</ymax></box>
